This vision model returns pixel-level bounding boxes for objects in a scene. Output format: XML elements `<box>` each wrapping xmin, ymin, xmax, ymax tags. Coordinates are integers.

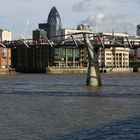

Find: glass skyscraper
<box><xmin>38</xmin><ymin>7</ymin><xmax>62</xmax><ymax>41</ymax></box>
<box><xmin>47</xmin><ymin>6</ymin><xmax>62</xmax><ymax>40</ymax></box>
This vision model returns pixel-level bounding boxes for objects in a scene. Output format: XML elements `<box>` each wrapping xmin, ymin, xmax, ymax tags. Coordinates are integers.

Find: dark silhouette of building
<box><xmin>33</xmin><ymin>29</ymin><xmax>47</xmax><ymax>41</ymax></box>
<box><xmin>137</xmin><ymin>24</ymin><xmax>140</xmax><ymax>36</ymax></box>
<box><xmin>39</xmin><ymin>23</ymin><xmax>48</xmax><ymax>31</ymax></box>
<box><xmin>37</xmin><ymin>6</ymin><xmax>62</xmax><ymax>41</ymax></box>
<box><xmin>47</xmin><ymin>6</ymin><xmax>62</xmax><ymax>40</ymax></box>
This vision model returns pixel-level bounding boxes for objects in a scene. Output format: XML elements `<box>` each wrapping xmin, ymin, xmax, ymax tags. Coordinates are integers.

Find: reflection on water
<box><xmin>0</xmin><ymin>73</ymin><xmax>140</xmax><ymax>139</ymax></box>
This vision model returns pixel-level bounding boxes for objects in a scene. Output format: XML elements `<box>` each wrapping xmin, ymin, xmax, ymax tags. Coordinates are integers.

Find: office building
<box><xmin>0</xmin><ymin>29</ymin><xmax>12</xmax><ymax>42</ymax></box>
<box><xmin>27</xmin><ymin>7</ymin><xmax>132</xmax><ymax>73</ymax></box>
<box><xmin>137</xmin><ymin>25</ymin><xmax>140</xmax><ymax>36</ymax></box>
<box><xmin>99</xmin><ymin>47</ymin><xmax>130</xmax><ymax>68</ymax></box>
<box><xmin>0</xmin><ymin>29</ymin><xmax>12</xmax><ymax>69</ymax></box>
<box><xmin>47</xmin><ymin>6</ymin><xmax>62</xmax><ymax>40</ymax></box>
<box><xmin>33</xmin><ymin>29</ymin><xmax>47</xmax><ymax>41</ymax></box>
<box><xmin>99</xmin><ymin>32</ymin><xmax>128</xmax><ymax>37</ymax></box>
<box><xmin>58</xmin><ymin>24</ymin><xmax>93</xmax><ymax>41</ymax></box>
<box><xmin>39</xmin><ymin>23</ymin><xmax>48</xmax><ymax>32</ymax></box>
<box><xmin>0</xmin><ymin>47</ymin><xmax>11</xmax><ymax>68</ymax></box>
<box><xmin>38</xmin><ymin>7</ymin><xmax>62</xmax><ymax>41</ymax></box>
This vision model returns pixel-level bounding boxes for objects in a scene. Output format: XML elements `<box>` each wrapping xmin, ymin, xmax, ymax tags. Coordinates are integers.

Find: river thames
<box><xmin>0</xmin><ymin>73</ymin><xmax>140</xmax><ymax>140</ymax></box>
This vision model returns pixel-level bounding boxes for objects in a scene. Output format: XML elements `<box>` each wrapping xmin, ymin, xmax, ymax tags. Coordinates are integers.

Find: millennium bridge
<box><xmin>0</xmin><ymin>33</ymin><xmax>140</xmax><ymax>86</ymax></box>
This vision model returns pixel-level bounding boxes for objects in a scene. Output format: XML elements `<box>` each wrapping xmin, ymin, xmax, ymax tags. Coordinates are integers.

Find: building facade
<box><xmin>53</xmin><ymin>24</ymin><xmax>93</xmax><ymax>67</ymax></box>
<box><xmin>0</xmin><ymin>29</ymin><xmax>12</xmax><ymax>42</ymax></box>
<box><xmin>137</xmin><ymin>24</ymin><xmax>140</xmax><ymax>36</ymax></box>
<box><xmin>99</xmin><ymin>32</ymin><xmax>128</xmax><ymax>37</ymax></box>
<box><xmin>58</xmin><ymin>28</ymin><xmax>93</xmax><ymax>41</ymax></box>
<box><xmin>0</xmin><ymin>29</ymin><xmax>12</xmax><ymax>69</ymax></box>
<box><xmin>23</xmin><ymin>6</ymin><xmax>133</xmax><ymax>73</ymax></box>
<box><xmin>0</xmin><ymin>47</ymin><xmax>11</xmax><ymax>68</ymax></box>
<box><xmin>99</xmin><ymin>47</ymin><xmax>130</xmax><ymax>68</ymax></box>
<box><xmin>37</xmin><ymin>7</ymin><xmax>62</xmax><ymax>41</ymax></box>
<box><xmin>32</xmin><ymin>29</ymin><xmax>47</xmax><ymax>41</ymax></box>
<box><xmin>11</xmin><ymin>44</ymin><xmax>52</xmax><ymax>72</ymax></box>
<box><xmin>53</xmin><ymin>45</ymin><xmax>130</xmax><ymax>70</ymax></box>
<box><xmin>53</xmin><ymin>47</ymin><xmax>87</xmax><ymax>68</ymax></box>
<box><xmin>39</xmin><ymin>23</ymin><xmax>48</xmax><ymax>32</ymax></box>
<box><xmin>47</xmin><ymin>6</ymin><xmax>62</xmax><ymax>40</ymax></box>
<box><xmin>9</xmin><ymin>40</ymin><xmax>131</xmax><ymax>73</ymax></box>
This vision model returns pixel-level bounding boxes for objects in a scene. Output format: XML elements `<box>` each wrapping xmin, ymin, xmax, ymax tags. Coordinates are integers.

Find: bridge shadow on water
<box><xmin>47</xmin><ymin>116</ymin><xmax>140</xmax><ymax>140</ymax></box>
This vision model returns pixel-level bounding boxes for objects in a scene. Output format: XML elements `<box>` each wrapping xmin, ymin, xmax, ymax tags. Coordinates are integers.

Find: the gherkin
<box><xmin>47</xmin><ymin>6</ymin><xmax>62</xmax><ymax>40</ymax></box>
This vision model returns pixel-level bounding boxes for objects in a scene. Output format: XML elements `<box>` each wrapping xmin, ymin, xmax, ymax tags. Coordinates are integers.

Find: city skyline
<box><xmin>0</xmin><ymin>0</ymin><xmax>140</xmax><ymax>39</ymax></box>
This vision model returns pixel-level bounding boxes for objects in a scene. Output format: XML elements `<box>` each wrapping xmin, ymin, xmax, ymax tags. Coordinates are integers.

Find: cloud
<box><xmin>1</xmin><ymin>0</ymin><xmax>139</xmax><ymax>38</ymax></box>
<box><xmin>115</xmin><ymin>22</ymin><xmax>138</xmax><ymax>35</ymax></box>
<box><xmin>81</xmin><ymin>13</ymin><xmax>134</xmax><ymax>33</ymax></box>
<box><xmin>81</xmin><ymin>14</ymin><xmax>126</xmax><ymax>25</ymax></box>
<box><xmin>72</xmin><ymin>0</ymin><xmax>140</xmax><ymax>14</ymax></box>
<box><xmin>72</xmin><ymin>0</ymin><xmax>93</xmax><ymax>12</ymax></box>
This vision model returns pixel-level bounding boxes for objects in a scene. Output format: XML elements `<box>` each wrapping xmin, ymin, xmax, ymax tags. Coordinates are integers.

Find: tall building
<box><xmin>0</xmin><ymin>29</ymin><xmax>12</xmax><ymax>42</ymax></box>
<box><xmin>38</xmin><ymin>6</ymin><xmax>62</xmax><ymax>41</ymax></box>
<box><xmin>47</xmin><ymin>6</ymin><xmax>62</xmax><ymax>40</ymax></box>
<box><xmin>39</xmin><ymin>23</ymin><xmax>48</xmax><ymax>32</ymax></box>
<box><xmin>137</xmin><ymin>24</ymin><xmax>140</xmax><ymax>36</ymax></box>
<box><xmin>33</xmin><ymin>29</ymin><xmax>47</xmax><ymax>41</ymax></box>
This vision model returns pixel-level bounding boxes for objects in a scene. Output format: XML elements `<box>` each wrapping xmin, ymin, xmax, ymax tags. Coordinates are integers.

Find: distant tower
<box><xmin>137</xmin><ymin>24</ymin><xmax>140</xmax><ymax>36</ymax></box>
<box><xmin>47</xmin><ymin>6</ymin><xmax>62</xmax><ymax>40</ymax></box>
<box><xmin>0</xmin><ymin>29</ymin><xmax>12</xmax><ymax>42</ymax></box>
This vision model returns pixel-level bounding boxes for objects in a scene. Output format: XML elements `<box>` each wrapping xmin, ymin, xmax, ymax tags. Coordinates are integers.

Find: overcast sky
<box><xmin>0</xmin><ymin>0</ymin><xmax>140</xmax><ymax>39</ymax></box>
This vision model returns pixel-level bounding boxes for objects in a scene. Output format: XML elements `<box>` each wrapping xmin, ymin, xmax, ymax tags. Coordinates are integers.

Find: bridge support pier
<box><xmin>86</xmin><ymin>62</ymin><xmax>101</xmax><ymax>86</ymax></box>
<box><xmin>83</xmin><ymin>33</ymin><xmax>102</xmax><ymax>86</ymax></box>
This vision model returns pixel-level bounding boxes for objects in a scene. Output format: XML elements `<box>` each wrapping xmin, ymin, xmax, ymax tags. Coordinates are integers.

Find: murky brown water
<box><xmin>0</xmin><ymin>73</ymin><xmax>140</xmax><ymax>139</ymax></box>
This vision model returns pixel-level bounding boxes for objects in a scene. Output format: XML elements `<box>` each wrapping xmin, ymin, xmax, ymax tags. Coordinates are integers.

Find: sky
<box><xmin>0</xmin><ymin>0</ymin><xmax>140</xmax><ymax>39</ymax></box>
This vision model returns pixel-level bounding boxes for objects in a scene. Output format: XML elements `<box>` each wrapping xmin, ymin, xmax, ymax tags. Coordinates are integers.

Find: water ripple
<box><xmin>0</xmin><ymin>90</ymin><xmax>140</xmax><ymax>99</ymax></box>
<box><xmin>48</xmin><ymin>117</ymin><xmax>140</xmax><ymax>140</ymax></box>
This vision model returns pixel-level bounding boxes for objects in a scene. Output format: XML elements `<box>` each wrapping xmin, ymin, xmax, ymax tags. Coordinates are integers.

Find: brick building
<box><xmin>0</xmin><ymin>29</ymin><xmax>12</xmax><ymax>69</ymax></box>
<box><xmin>0</xmin><ymin>47</ymin><xmax>11</xmax><ymax>68</ymax></box>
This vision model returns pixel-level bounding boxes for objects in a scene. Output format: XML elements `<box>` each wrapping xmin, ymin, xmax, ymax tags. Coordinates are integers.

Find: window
<box><xmin>106</xmin><ymin>57</ymin><xmax>112</xmax><ymax>60</ymax></box>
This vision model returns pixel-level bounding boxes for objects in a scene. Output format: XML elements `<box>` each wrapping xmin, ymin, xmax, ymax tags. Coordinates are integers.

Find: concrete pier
<box><xmin>86</xmin><ymin>62</ymin><xmax>101</xmax><ymax>86</ymax></box>
<box><xmin>83</xmin><ymin>34</ymin><xmax>101</xmax><ymax>86</ymax></box>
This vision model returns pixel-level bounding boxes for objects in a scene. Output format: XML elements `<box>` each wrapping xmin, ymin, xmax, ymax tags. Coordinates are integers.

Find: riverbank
<box><xmin>0</xmin><ymin>67</ymin><xmax>138</xmax><ymax>74</ymax></box>
<box><xmin>133</xmin><ymin>67</ymin><xmax>140</xmax><ymax>72</ymax></box>
<box><xmin>47</xmin><ymin>67</ymin><xmax>134</xmax><ymax>74</ymax></box>
<box><xmin>47</xmin><ymin>67</ymin><xmax>87</xmax><ymax>74</ymax></box>
<box><xmin>130</xmin><ymin>61</ymin><xmax>140</xmax><ymax>72</ymax></box>
<box><xmin>0</xmin><ymin>68</ymin><xmax>16</xmax><ymax>74</ymax></box>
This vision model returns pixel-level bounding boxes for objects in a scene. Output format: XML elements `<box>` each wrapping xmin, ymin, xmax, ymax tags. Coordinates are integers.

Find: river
<box><xmin>0</xmin><ymin>73</ymin><xmax>140</xmax><ymax>140</ymax></box>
